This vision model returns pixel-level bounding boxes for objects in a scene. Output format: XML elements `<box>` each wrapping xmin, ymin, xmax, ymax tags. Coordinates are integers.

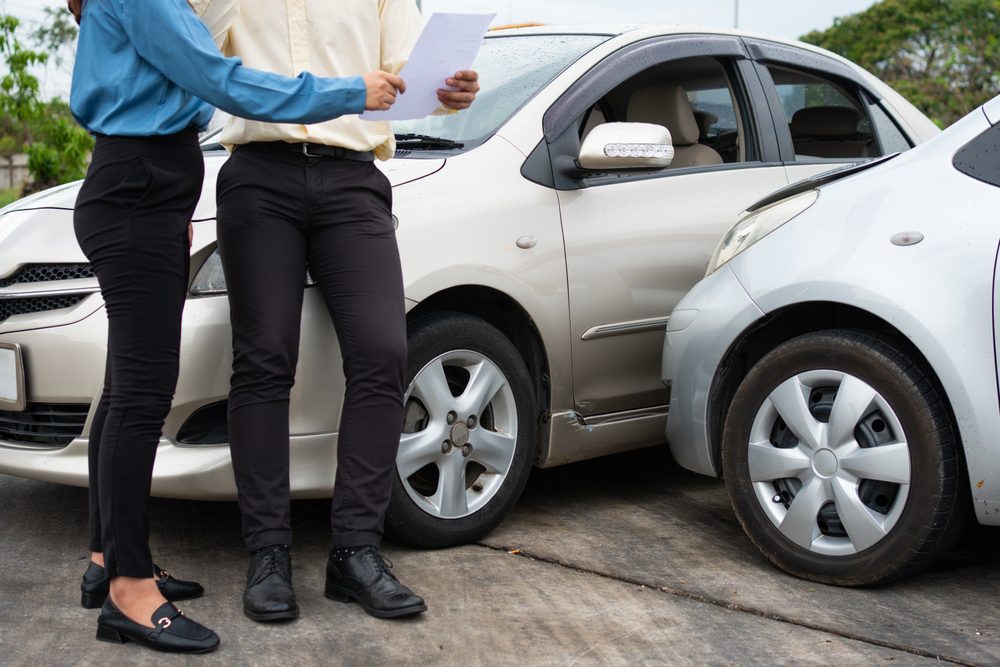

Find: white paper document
<box><xmin>360</xmin><ymin>12</ymin><xmax>495</xmax><ymax>122</ymax></box>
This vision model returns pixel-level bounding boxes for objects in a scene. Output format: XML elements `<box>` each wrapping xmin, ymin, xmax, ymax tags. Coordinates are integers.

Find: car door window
<box><xmin>868</xmin><ymin>102</ymin><xmax>913</xmax><ymax>154</ymax></box>
<box><xmin>954</xmin><ymin>123</ymin><xmax>1000</xmax><ymax>188</ymax></box>
<box><xmin>576</xmin><ymin>56</ymin><xmax>758</xmax><ymax>173</ymax></box>
<box><xmin>766</xmin><ymin>64</ymin><xmax>878</xmax><ymax>160</ymax></box>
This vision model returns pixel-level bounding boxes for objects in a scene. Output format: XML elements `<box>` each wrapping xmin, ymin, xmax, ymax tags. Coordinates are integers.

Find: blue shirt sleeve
<box><xmin>116</xmin><ymin>0</ymin><xmax>367</xmax><ymax>125</ymax></box>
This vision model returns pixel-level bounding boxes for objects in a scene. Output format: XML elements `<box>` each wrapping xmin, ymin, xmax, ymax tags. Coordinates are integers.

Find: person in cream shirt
<box><xmin>191</xmin><ymin>0</ymin><xmax>480</xmax><ymax>623</ymax></box>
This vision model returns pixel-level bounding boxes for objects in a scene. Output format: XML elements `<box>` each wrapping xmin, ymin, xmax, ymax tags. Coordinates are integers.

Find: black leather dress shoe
<box><xmin>81</xmin><ymin>562</ymin><xmax>204</xmax><ymax>609</ymax></box>
<box><xmin>243</xmin><ymin>545</ymin><xmax>299</xmax><ymax>622</ymax></box>
<box><xmin>324</xmin><ymin>546</ymin><xmax>427</xmax><ymax>618</ymax></box>
<box><xmin>96</xmin><ymin>598</ymin><xmax>219</xmax><ymax>654</ymax></box>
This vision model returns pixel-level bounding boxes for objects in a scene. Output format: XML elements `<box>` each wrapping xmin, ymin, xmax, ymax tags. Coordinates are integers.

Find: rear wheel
<box><xmin>722</xmin><ymin>330</ymin><xmax>969</xmax><ymax>586</ymax></box>
<box><xmin>385</xmin><ymin>313</ymin><xmax>537</xmax><ymax>548</ymax></box>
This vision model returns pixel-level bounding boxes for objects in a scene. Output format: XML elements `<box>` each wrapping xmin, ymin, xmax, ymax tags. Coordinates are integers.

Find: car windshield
<box><xmin>199</xmin><ymin>34</ymin><xmax>607</xmax><ymax>152</ymax></box>
<box><xmin>392</xmin><ymin>33</ymin><xmax>608</xmax><ymax>146</ymax></box>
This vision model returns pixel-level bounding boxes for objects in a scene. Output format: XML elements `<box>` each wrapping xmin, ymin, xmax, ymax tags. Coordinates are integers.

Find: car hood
<box><xmin>0</xmin><ymin>181</ymin><xmax>82</xmax><ymax>216</ymax></box>
<box><xmin>377</xmin><ymin>155</ymin><xmax>446</xmax><ymax>187</ymax></box>
<box><xmin>0</xmin><ymin>152</ymin><xmax>446</xmax><ymax>221</ymax></box>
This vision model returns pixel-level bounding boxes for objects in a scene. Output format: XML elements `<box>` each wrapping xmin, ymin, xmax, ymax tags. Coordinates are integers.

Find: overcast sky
<box><xmin>2</xmin><ymin>0</ymin><xmax>878</xmax><ymax>99</ymax></box>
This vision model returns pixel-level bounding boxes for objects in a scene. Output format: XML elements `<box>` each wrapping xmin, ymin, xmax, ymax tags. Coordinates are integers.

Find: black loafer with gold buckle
<box><xmin>81</xmin><ymin>562</ymin><xmax>204</xmax><ymax>609</ymax></box>
<box><xmin>96</xmin><ymin>598</ymin><xmax>219</xmax><ymax>654</ymax></box>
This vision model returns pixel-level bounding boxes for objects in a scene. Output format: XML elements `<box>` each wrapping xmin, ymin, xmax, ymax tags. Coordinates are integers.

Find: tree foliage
<box><xmin>0</xmin><ymin>15</ymin><xmax>47</xmax><ymax>131</ymax></box>
<box><xmin>31</xmin><ymin>7</ymin><xmax>79</xmax><ymax>68</ymax></box>
<box><xmin>802</xmin><ymin>0</ymin><xmax>1000</xmax><ymax>127</ymax></box>
<box><xmin>24</xmin><ymin>99</ymin><xmax>94</xmax><ymax>194</ymax></box>
<box><xmin>0</xmin><ymin>14</ymin><xmax>92</xmax><ymax>195</ymax></box>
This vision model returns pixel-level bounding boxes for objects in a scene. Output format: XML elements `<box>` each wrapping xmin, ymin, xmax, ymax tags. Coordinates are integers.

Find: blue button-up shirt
<box><xmin>71</xmin><ymin>0</ymin><xmax>367</xmax><ymax>136</ymax></box>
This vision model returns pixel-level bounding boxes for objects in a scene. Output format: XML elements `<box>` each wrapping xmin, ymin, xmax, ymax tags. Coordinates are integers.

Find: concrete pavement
<box><xmin>0</xmin><ymin>446</ymin><xmax>997</xmax><ymax>665</ymax></box>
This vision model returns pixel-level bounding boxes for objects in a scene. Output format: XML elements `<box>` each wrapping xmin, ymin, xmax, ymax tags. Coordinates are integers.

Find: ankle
<box><xmin>90</xmin><ymin>552</ymin><xmax>105</xmax><ymax>568</ymax></box>
<box><xmin>109</xmin><ymin>577</ymin><xmax>166</xmax><ymax>624</ymax></box>
<box><xmin>110</xmin><ymin>576</ymin><xmax>161</xmax><ymax>602</ymax></box>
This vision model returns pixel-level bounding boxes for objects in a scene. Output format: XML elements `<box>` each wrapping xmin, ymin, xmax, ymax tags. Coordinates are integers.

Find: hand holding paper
<box><xmin>361</xmin><ymin>13</ymin><xmax>495</xmax><ymax>121</ymax></box>
<box><xmin>437</xmin><ymin>70</ymin><xmax>481</xmax><ymax>111</ymax></box>
<box><xmin>363</xmin><ymin>71</ymin><xmax>407</xmax><ymax>111</ymax></box>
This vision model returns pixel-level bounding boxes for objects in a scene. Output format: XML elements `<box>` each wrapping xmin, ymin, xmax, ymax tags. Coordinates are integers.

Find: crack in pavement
<box><xmin>476</xmin><ymin>542</ymin><xmax>978</xmax><ymax>667</ymax></box>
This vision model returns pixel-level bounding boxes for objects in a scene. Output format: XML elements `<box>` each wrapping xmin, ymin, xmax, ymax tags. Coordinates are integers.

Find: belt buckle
<box><xmin>302</xmin><ymin>143</ymin><xmax>324</xmax><ymax>158</ymax></box>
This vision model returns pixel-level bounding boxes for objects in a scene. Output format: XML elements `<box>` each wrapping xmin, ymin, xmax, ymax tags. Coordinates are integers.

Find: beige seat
<box><xmin>790</xmin><ymin>106</ymin><xmax>870</xmax><ymax>159</ymax></box>
<box><xmin>627</xmin><ymin>85</ymin><xmax>723</xmax><ymax>168</ymax></box>
<box><xmin>692</xmin><ymin>110</ymin><xmax>718</xmax><ymax>138</ymax></box>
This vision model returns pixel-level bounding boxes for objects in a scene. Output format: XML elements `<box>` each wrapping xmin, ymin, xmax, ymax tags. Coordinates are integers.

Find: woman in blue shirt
<box><xmin>68</xmin><ymin>0</ymin><xmax>404</xmax><ymax>653</ymax></box>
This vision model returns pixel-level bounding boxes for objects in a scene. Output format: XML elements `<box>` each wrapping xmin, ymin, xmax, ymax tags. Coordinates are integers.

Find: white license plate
<box><xmin>0</xmin><ymin>343</ymin><xmax>26</xmax><ymax>412</ymax></box>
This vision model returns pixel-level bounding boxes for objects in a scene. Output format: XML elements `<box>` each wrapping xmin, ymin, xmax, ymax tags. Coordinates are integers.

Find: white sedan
<box><xmin>663</xmin><ymin>94</ymin><xmax>1000</xmax><ymax>585</ymax></box>
<box><xmin>0</xmin><ymin>25</ymin><xmax>937</xmax><ymax>549</ymax></box>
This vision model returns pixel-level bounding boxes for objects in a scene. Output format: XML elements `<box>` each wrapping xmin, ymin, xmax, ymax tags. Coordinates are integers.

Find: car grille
<box><xmin>0</xmin><ymin>263</ymin><xmax>94</xmax><ymax>288</ymax></box>
<box><xmin>0</xmin><ymin>294</ymin><xmax>88</xmax><ymax>323</ymax></box>
<box><xmin>0</xmin><ymin>403</ymin><xmax>90</xmax><ymax>448</ymax></box>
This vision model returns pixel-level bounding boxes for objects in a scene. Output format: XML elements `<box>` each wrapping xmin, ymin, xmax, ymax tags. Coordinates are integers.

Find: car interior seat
<box><xmin>626</xmin><ymin>85</ymin><xmax>723</xmax><ymax>168</ymax></box>
<box><xmin>789</xmin><ymin>106</ymin><xmax>872</xmax><ymax>159</ymax></box>
<box><xmin>692</xmin><ymin>110</ymin><xmax>718</xmax><ymax>139</ymax></box>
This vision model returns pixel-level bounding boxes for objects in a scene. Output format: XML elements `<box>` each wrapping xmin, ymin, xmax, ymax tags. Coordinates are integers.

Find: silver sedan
<box><xmin>662</xmin><ymin>94</ymin><xmax>1000</xmax><ymax>585</ymax></box>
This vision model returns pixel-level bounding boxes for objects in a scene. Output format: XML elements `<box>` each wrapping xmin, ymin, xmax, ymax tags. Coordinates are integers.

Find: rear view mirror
<box><xmin>578</xmin><ymin>122</ymin><xmax>674</xmax><ymax>170</ymax></box>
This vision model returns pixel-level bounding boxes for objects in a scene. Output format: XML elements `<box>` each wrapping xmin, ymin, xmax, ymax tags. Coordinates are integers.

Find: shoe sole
<box><xmin>244</xmin><ymin>607</ymin><xmax>300</xmax><ymax>623</ymax></box>
<box><xmin>324</xmin><ymin>585</ymin><xmax>427</xmax><ymax>619</ymax></box>
<box><xmin>96</xmin><ymin>623</ymin><xmax>220</xmax><ymax>654</ymax></box>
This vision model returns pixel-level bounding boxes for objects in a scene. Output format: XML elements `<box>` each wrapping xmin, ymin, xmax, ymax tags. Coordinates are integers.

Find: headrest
<box><xmin>790</xmin><ymin>106</ymin><xmax>862</xmax><ymax>137</ymax></box>
<box><xmin>627</xmin><ymin>85</ymin><xmax>700</xmax><ymax>145</ymax></box>
<box><xmin>692</xmin><ymin>110</ymin><xmax>718</xmax><ymax>136</ymax></box>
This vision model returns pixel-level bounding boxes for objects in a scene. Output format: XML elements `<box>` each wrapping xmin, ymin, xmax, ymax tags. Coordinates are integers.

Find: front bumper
<box><xmin>661</xmin><ymin>265</ymin><xmax>764</xmax><ymax>476</ymax></box>
<box><xmin>0</xmin><ymin>285</ymin><xmax>349</xmax><ymax>499</ymax></box>
<box><xmin>0</xmin><ymin>433</ymin><xmax>339</xmax><ymax>500</ymax></box>
<box><xmin>0</xmin><ymin>295</ymin><xmax>237</xmax><ymax>497</ymax></box>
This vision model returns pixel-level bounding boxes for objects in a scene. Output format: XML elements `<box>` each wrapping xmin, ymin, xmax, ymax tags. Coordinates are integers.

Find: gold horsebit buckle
<box><xmin>157</xmin><ymin>610</ymin><xmax>184</xmax><ymax>630</ymax></box>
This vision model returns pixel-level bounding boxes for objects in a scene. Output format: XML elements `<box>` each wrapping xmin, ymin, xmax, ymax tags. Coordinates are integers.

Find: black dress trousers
<box><xmin>216</xmin><ymin>146</ymin><xmax>406</xmax><ymax>552</ymax></box>
<box><xmin>76</xmin><ymin>129</ymin><xmax>204</xmax><ymax>578</ymax></box>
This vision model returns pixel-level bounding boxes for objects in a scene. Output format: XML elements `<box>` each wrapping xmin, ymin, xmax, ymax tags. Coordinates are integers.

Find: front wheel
<box><xmin>722</xmin><ymin>330</ymin><xmax>969</xmax><ymax>586</ymax></box>
<box><xmin>385</xmin><ymin>313</ymin><xmax>538</xmax><ymax>549</ymax></box>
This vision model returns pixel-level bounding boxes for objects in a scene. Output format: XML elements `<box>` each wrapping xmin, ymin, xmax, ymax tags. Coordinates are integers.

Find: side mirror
<box><xmin>578</xmin><ymin>122</ymin><xmax>674</xmax><ymax>170</ymax></box>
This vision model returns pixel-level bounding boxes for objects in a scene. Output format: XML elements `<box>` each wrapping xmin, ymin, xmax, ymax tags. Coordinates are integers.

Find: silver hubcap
<box><xmin>398</xmin><ymin>350</ymin><xmax>517</xmax><ymax>519</ymax></box>
<box><xmin>748</xmin><ymin>370</ymin><xmax>911</xmax><ymax>556</ymax></box>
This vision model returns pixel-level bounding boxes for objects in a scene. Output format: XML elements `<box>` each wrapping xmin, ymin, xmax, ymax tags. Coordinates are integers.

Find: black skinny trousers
<box><xmin>216</xmin><ymin>147</ymin><xmax>406</xmax><ymax>552</ymax></box>
<box><xmin>77</xmin><ymin>130</ymin><xmax>203</xmax><ymax>578</ymax></box>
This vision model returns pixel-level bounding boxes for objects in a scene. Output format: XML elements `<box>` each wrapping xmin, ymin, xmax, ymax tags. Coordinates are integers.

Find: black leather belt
<box><xmin>237</xmin><ymin>141</ymin><xmax>375</xmax><ymax>162</ymax></box>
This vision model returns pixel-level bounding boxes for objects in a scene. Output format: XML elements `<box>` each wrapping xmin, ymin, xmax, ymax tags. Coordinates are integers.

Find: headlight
<box><xmin>189</xmin><ymin>248</ymin><xmax>317</xmax><ymax>296</ymax></box>
<box><xmin>190</xmin><ymin>249</ymin><xmax>227</xmax><ymax>295</ymax></box>
<box><xmin>705</xmin><ymin>189</ymin><xmax>819</xmax><ymax>276</ymax></box>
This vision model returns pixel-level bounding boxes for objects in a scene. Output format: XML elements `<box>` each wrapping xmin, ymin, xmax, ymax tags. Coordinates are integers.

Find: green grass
<box><xmin>0</xmin><ymin>188</ymin><xmax>20</xmax><ymax>208</ymax></box>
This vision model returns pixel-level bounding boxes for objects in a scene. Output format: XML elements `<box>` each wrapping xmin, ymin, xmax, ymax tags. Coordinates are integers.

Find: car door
<box><xmin>745</xmin><ymin>39</ymin><xmax>917</xmax><ymax>186</ymax></box>
<box><xmin>533</xmin><ymin>35</ymin><xmax>790</xmax><ymax>417</ymax></box>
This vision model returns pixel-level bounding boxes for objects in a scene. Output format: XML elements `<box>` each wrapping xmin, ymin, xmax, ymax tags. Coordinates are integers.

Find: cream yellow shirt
<box><xmin>192</xmin><ymin>0</ymin><xmax>423</xmax><ymax>160</ymax></box>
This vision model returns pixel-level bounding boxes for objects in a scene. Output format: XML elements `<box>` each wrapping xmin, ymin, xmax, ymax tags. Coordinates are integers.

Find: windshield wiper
<box><xmin>394</xmin><ymin>133</ymin><xmax>465</xmax><ymax>150</ymax></box>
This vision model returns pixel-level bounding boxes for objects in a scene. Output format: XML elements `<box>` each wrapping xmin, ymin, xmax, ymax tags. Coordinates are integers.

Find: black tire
<box><xmin>722</xmin><ymin>330</ymin><xmax>970</xmax><ymax>586</ymax></box>
<box><xmin>385</xmin><ymin>313</ymin><xmax>538</xmax><ymax>549</ymax></box>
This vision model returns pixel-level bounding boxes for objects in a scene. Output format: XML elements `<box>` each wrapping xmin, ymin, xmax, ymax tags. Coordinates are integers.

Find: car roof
<box><xmin>487</xmin><ymin>24</ymin><xmax>898</xmax><ymax>108</ymax></box>
<box><xmin>487</xmin><ymin>24</ymin><xmax>869</xmax><ymax>74</ymax></box>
